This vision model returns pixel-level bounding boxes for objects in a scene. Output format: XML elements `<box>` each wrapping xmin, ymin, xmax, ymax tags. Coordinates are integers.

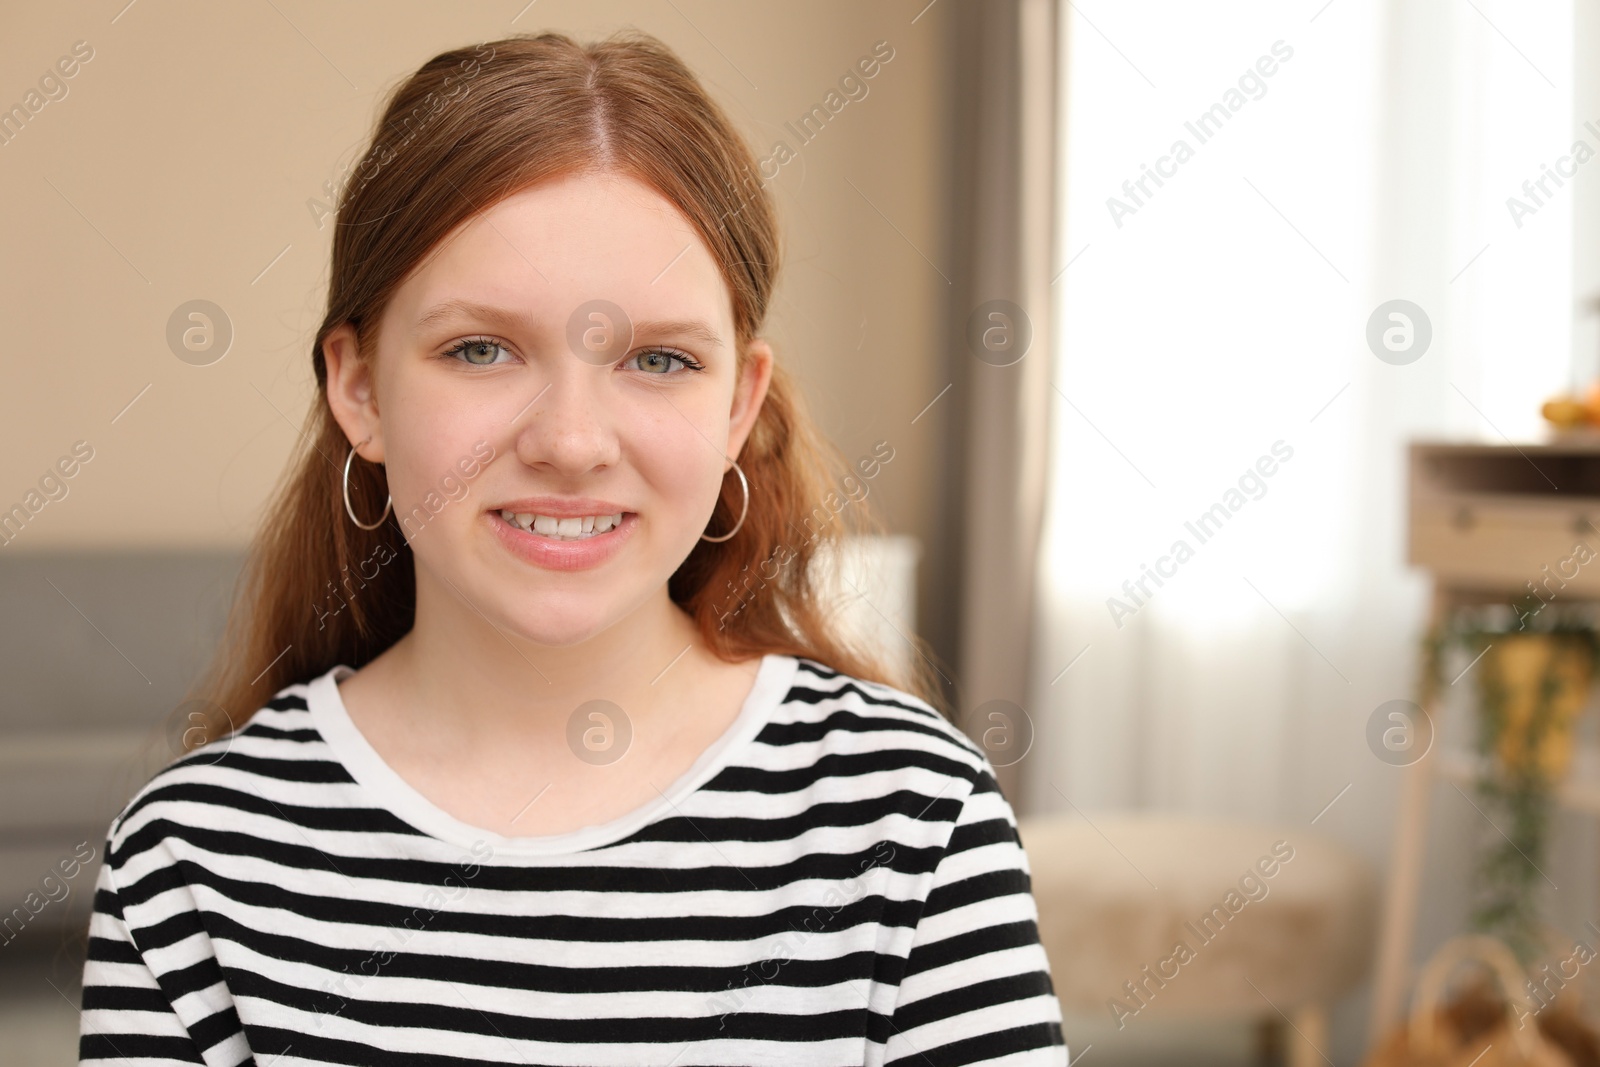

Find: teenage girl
<box><xmin>79</xmin><ymin>29</ymin><xmax>1067</xmax><ymax>1066</ymax></box>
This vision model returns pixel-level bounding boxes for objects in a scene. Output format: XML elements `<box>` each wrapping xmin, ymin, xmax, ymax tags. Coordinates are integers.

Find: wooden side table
<box><xmin>1368</xmin><ymin>436</ymin><xmax>1600</xmax><ymax>1047</ymax></box>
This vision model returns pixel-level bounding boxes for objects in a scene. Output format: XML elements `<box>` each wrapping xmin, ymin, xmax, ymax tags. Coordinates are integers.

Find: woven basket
<box><xmin>1362</xmin><ymin>935</ymin><xmax>1573</xmax><ymax>1067</ymax></box>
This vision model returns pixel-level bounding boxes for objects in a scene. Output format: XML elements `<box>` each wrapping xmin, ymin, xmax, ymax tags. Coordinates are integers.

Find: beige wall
<box><xmin>0</xmin><ymin>2</ymin><xmax>951</xmax><ymax>570</ymax></box>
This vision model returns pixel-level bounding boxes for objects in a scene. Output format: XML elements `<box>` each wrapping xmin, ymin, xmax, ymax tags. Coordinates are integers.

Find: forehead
<box><xmin>388</xmin><ymin>170</ymin><xmax>733</xmax><ymax>342</ymax></box>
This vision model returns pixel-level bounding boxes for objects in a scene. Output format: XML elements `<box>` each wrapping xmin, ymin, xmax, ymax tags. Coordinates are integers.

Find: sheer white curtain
<box><xmin>1026</xmin><ymin>0</ymin><xmax>1572</xmax><ymax>872</ymax></box>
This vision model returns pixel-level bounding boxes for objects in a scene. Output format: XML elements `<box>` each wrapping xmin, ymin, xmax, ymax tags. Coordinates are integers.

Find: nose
<box><xmin>510</xmin><ymin>363</ymin><xmax>621</xmax><ymax>477</ymax></box>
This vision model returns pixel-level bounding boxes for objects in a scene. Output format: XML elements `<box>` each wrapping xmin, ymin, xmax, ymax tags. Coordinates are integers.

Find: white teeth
<box><xmin>500</xmin><ymin>510</ymin><xmax>625</xmax><ymax>541</ymax></box>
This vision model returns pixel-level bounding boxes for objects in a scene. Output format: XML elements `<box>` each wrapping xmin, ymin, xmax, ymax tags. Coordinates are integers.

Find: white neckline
<box><xmin>304</xmin><ymin>652</ymin><xmax>798</xmax><ymax>857</ymax></box>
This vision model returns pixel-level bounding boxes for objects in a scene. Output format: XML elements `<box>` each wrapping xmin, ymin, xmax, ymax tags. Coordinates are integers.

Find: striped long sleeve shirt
<box><xmin>78</xmin><ymin>652</ymin><xmax>1068</xmax><ymax>1065</ymax></box>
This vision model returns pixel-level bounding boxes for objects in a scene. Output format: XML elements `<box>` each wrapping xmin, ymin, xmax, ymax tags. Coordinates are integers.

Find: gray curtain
<box><xmin>942</xmin><ymin>0</ymin><xmax>1060</xmax><ymax>809</ymax></box>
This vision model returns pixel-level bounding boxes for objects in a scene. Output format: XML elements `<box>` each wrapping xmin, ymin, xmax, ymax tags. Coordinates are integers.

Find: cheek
<box><xmin>632</xmin><ymin>401</ymin><xmax>725</xmax><ymax>529</ymax></box>
<box><xmin>385</xmin><ymin>395</ymin><xmax>483</xmax><ymax>514</ymax></box>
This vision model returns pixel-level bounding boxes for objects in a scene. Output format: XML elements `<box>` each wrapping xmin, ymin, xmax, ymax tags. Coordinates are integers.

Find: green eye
<box><xmin>444</xmin><ymin>337</ymin><xmax>510</xmax><ymax>365</ymax></box>
<box><xmin>626</xmin><ymin>347</ymin><xmax>705</xmax><ymax>374</ymax></box>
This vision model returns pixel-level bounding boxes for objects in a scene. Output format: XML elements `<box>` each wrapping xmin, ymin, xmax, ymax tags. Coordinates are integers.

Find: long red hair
<box><xmin>178</xmin><ymin>29</ymin><xmax>949</xmax><ymax>751</ymax></box>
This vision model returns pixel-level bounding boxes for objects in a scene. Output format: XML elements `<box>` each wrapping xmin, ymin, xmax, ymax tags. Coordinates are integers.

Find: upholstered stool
<box><xmin>1017</xmin><ymin>813</ymin><xmax>1379</xmax><ymax>1067</ymax></box>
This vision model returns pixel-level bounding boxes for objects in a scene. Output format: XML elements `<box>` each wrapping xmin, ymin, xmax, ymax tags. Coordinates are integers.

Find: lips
<box><xmin>486</xmin><ymin>506</ymin><xmax>638</xmax><ymax>572</ymax></box>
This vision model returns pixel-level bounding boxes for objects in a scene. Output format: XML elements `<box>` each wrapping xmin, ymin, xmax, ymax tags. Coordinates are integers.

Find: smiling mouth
<box><xmin>495</xmin><ymin>509</ymin><xmax>631</xmax><ymax>542</ymax></box>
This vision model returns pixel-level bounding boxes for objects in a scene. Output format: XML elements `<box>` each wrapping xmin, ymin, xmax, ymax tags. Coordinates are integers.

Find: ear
<box><xmin>727</xmin><ymin>339</ymin><xmax>774</xmax><ymax>461</ymax></box>
<box><xmin>322</xmin><ymin>322</ymin><xmax>385</xmax><ymax>463</ymax></box>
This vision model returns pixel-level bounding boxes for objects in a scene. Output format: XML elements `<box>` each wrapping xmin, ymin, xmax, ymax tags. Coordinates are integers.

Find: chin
<box><xmin>508</xmin><ymin>620</ymin><xmax>609</xmax><ymax>649</ymax></box>
<box><xmin>490</xmin><ymin>593</ymin><xmax>619</xmax><ymax>648</ymax></box>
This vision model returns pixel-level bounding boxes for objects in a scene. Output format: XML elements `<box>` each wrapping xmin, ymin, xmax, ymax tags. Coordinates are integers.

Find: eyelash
<box><xmin>440</xmin><ymin>335</ymin><xmax>706</xmax><ymax>374</ymax></box>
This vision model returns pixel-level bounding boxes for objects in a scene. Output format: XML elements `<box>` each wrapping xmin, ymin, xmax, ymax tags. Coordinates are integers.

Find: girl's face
<box><xmin>324</xmin><ymin>170</ymin><xmax>772</xmax><ymax>647</ymax></box>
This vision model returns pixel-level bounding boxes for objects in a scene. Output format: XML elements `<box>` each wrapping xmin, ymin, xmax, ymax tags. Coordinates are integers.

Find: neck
<box><xmin>381</xmin><ymin>565</ymin><xmax>710</xmax><ymax>750</ymax></box>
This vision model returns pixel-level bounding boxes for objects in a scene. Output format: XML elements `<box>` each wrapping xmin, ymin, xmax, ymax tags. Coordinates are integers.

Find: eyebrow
<box><xmin>414</xmin><ymin>298</ymin><xmax>724</xmax><ymax>349</ymax></box>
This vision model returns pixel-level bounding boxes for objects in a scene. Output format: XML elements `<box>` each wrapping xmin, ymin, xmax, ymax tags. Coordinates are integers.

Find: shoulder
<box><xmin>769</xmin><ymin>657</ymin><xmax>1027</xmax><ymax>878</ymax></box>
<box><xmin>771</xmin><ymin>654</ymin><xmax>995</xmax><ymax>791</ymax></box>
<box><xmin>101</xmin><ymin>677</ymin><xmax>349</xmax><ymax>871</ymax></box>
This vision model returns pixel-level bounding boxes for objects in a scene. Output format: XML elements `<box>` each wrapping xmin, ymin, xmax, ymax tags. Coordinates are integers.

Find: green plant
<box><xmin>1420</xmin><ymin>603</ymin><xmax>1600</xmax><ymax>964</ymax></box>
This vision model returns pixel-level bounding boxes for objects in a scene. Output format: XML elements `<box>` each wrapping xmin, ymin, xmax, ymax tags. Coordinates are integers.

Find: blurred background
<box><xmin>6</xmin><ymin>1</ymin><xmax>1600</xmax><ymax>1065</ymax></box>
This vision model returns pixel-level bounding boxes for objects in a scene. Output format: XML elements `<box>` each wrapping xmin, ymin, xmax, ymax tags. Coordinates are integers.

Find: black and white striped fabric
<box><xmin>79</xmin><ymin>652</ymin><xmax>1068</xmax><ymax>1065</ymax></box>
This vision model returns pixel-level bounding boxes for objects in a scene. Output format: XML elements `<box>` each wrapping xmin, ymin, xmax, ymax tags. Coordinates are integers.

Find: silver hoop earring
<box><xmin>701</xmin><ymin>460</ymin><xmax>749</xmax><ymax>543</ymax></box>
<box><xmin>343</xmin><ymin>444</ymin><xmax>392</xmax><ymax>531</ymax></box>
